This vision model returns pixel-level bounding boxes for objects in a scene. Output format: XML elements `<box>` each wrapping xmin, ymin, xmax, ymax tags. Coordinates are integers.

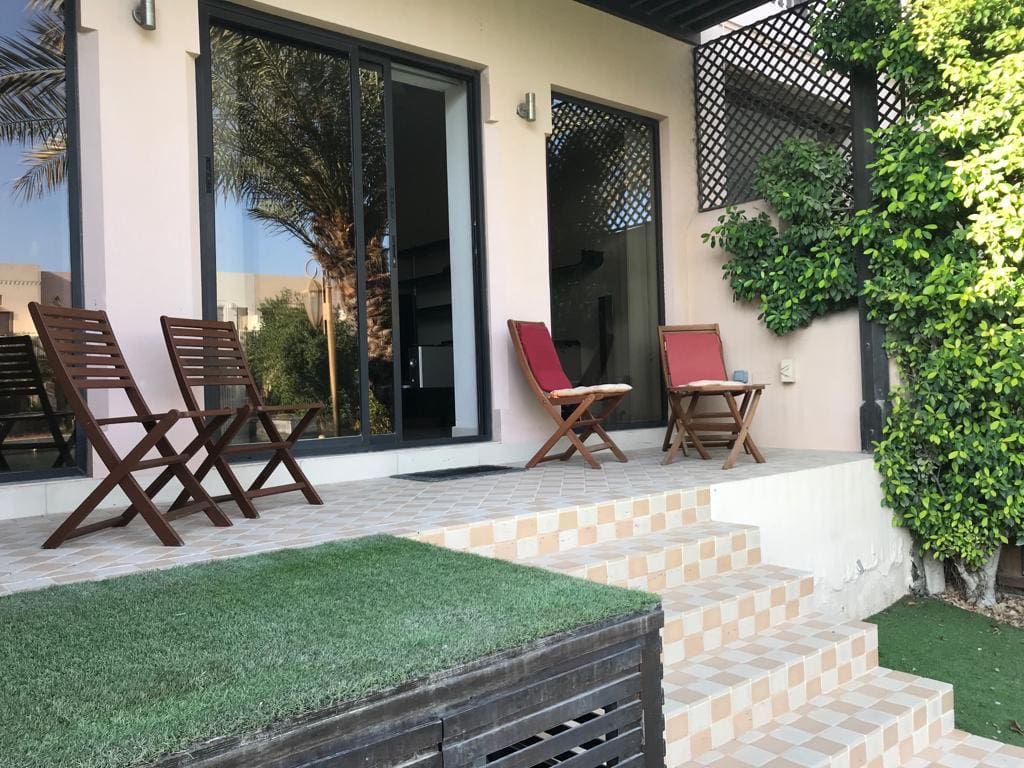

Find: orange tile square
<box><xmin>516</xmin><ymin>517</ymin><xmax>538</xmax><ymax>539</ymax></box>
<box><xmin>469</xmin><ymin>524</ymin><xmax>493</xmax><ymax>547</ymax></box>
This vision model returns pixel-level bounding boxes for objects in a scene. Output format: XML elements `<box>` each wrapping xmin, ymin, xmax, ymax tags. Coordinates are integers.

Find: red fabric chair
<box><xmin>658</xmin><ymin>324</ymin><xmax>766</xmax><ymax>469</ymax></box>
<box><xmin>508</xmin><ymin>319</ymin><xmax>630</xmax><ymax>469</ymax></box>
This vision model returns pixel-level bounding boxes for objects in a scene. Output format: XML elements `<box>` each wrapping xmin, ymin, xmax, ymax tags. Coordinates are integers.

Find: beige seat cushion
<box><xmin>686</xmin><ymin>379</ymin><xmax>746</xmax><ymax>387</ymax></box>
<box><xmin>549</xmin><ymin>383</ymin><xmax>632</xmax><ymax>398</ymax></box>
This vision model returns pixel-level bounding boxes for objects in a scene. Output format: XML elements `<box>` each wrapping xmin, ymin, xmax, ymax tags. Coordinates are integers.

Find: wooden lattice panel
<box><xmin>694</xmin><ymin>0</ymin><xmax>901</xmax><ymax>212</ymax></box>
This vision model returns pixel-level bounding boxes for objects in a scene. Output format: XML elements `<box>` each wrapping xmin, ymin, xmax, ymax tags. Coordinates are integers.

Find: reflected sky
<box><xmin>0</xmin><ymin>0</ymin><xmax>70</xmax><ymax>273</ymax></box>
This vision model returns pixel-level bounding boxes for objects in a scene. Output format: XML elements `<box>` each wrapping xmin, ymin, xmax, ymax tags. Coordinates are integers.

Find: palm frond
<box><xmin>11</xmin><ymin>137</ymin><xmax>66</xmax><ymax>202</ymax></box>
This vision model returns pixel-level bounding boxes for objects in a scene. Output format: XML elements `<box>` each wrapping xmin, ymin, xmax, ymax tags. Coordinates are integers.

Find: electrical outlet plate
<box><xmin>780</xmin><ymin>358</ymin><xmax>796</xmax><ymax>383</ymax></box>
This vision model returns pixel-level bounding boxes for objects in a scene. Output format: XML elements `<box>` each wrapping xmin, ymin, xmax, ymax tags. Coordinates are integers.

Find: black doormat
<box><xmin>393</xmin><ymin>464</ymin><xmax>525</xmax><ymax>483</ymax></box>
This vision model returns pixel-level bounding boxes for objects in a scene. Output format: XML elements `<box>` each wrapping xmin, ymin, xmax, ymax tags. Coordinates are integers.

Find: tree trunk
<box><xmin>954</xmin><ymin>550</ymin><xmax>1001</xmax><ymax>608</ymax></box>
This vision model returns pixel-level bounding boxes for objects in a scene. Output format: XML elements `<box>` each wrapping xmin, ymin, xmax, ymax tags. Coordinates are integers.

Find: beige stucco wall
<box><xmin>41</xmin><ymin>0</ymin><xmax>863</xmax><ymax>495</ymax></box>
<box><xmin>683</xmin><ymin>204</ymin><xmax>863</xmax><ymax>451</ymax></box>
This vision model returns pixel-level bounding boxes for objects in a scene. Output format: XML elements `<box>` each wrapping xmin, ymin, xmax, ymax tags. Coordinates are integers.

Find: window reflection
<box><xmin>547</xmin><ymin>96</ymin><xmax>662</xmax><ymax>427</ymax></box>
<box><xmin>210</xmin><ymin>25</ymin><xmax>361</xmax><ymax>439</ymax></box>
<box><xmin>0</xmin><ymin>0</ymin><xmax>77</xmax><ymax>475</ymax></box>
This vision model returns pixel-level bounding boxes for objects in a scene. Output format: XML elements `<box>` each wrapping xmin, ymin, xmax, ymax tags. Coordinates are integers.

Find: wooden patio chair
<box><xmin>0</xmin><ymin>334</ymin><xmax>74</xmax><ymax>471</ymax></box>
<box><xmin>28</xmin><ymin>303</ymin><xmax>250</xmax><ymax>548</ymax></box>
<box><xmin>658</xmin><ymin>324</ymin><xmax>766</xmax><ymax>470</ymax></box>
<box><xmin>508</xmin><ymin>319</ymin><xmax>631</xmax><ymax>469</ymax></box>
<box><xmin>160</xmin><ymin>316</ymin><xmax>323</xmax><ymax>517</ymax></box>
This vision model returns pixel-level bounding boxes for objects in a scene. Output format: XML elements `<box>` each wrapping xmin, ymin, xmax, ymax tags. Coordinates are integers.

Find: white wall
<box><xmin>711</xmin><ymin>458</ymin><xmax>912</xmax><ymax>619</ymax></box>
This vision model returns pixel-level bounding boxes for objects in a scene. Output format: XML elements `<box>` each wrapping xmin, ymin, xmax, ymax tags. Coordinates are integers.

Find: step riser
<box><xmin>558</xmin><ymin>528</ymin><xmax>761</xmax><ymax>591</ymax></box>
<box><xmin>411</xmin><ymin>488</ymin><xmax>711</xmax><ymax>560</ymax></box>
<box><xmin>684</xmin><ymin>668</ymin><xmax>955</xmax><ymax>768</ymax></box>
<box><xmin>662</xmin><ymin>573</ymin><xmax>813</xmax><ymax>665</ymax></box>
<box><xmin>665</xmin><ymin>622</ymin><xmax>880</xmax><ymax>765</ymax></box>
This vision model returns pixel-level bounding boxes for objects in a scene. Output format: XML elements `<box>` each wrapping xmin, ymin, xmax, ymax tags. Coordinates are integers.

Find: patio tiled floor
<box><xmin>0</xmin><ymin>447</ymin><xmax>861</xmax><ymax>595</ymax></box>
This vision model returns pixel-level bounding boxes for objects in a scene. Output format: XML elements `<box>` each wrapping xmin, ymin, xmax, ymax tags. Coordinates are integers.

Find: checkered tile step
<box><xmin>683</xmin><ymin>667</ymin><xmax>954</xmax><ymax>768</ymax></box>
<box><xmin>409</xmin><ymin>488</ymin><xmax>710</xmax><ymax>561</ymax></box>
<box><xmin>520</xmin><ymin>521</ymin><xmax>760</xmax><ymax>591</ymax></box>
<box><xmin>902</xmin><ymin>729</ymin><xmax>1024</xmax><ymax>767</ymax></box>
<box><xmin>660</xmin><ymin>564</ymin><xmax>815</xmax><ymax>665</ymax></box>
<box><xmin>664</xmin><ymin>614</ymin><xmax>879</xmax><ymax>765</ymax></box>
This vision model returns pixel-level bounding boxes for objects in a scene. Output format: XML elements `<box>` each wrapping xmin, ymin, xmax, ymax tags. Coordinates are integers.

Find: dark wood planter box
<box><xmin>149</xmin><ymin>608</ymin><xmax>665</xmax><ymax>768</ymax></box>
<box><xmin>997</xmin><ymin>543</ymin><xmax>1024</xmax><ymax>590</ymax></box>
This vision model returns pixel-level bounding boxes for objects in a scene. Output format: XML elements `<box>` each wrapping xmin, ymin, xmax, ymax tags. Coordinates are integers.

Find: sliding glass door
<box><xmin>546</xmin><ymin>95</ymin><xmax>664</xmax><ymax>427</ymax></box>
<box><xmin>197</xmin><ymin>3</ymin><xmax>486</xmax><ymax>454</ymax></box>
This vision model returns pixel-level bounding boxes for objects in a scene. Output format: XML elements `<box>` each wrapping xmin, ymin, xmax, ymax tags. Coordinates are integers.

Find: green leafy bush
<box><xmin>702</xmin><ymin>137</ymin><xmax>859</xmax><ymax>335</ymax></box>
<box><xmin>815</xmin><ymin>0</ymin><xmax>1024</xmax><ymax>597</ymax></box>
<box><xmin>245</xmin><ymin>290</ymin><xmax>359</xmax><ymax>434</ymax></box>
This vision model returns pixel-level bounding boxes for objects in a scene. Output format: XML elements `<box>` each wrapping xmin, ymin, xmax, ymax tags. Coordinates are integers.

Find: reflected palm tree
<box><xmin>211</xmin><ymin>28</ymin><xmax>393</xmax><ymax>434</ymax></box>
<box><xmin>0</xmin><ymin>0</ymin><xmax>66</xmax><ymax>201</ymax></box>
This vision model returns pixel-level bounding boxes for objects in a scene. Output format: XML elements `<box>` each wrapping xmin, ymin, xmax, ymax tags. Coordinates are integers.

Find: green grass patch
<box><xmin>0</xmin><ymin>535</ymin><xmax>658</xmax><ymax>768</ymax></box>
<box><xmin>868</xmin><ymin>597</ymin><xmax>1024</xmax><ymax>747</ymax></box>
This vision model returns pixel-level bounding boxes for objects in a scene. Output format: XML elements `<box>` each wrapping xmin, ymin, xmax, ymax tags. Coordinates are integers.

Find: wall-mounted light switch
<box><xmin>780</xmin><ymin>358</ymin><xmax>796</xmax><ymax>383</ymax></box>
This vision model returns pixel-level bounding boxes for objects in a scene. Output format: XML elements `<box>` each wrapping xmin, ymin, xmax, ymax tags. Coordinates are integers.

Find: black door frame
<box><xmin>195</xmin><ymin>0</ymin><xmax>491</xmax><ymax>459</ymax></box>
<box><xmin>547</xmin><ymin>92</ymin><xmax>667</xmax><ymax>430</ymax></box>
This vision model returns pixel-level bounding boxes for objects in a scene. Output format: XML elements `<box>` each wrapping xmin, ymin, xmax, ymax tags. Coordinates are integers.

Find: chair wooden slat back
<box><xmin>30</xmin><ymin>304</ymin><xmax>139</xmax><ymax>397</ymax></box>
<box><xmin>0</xmin><ymin>335</ymin><xmax>46</xmax><ymax>400</ymax></box>
<box><xmin>161</xmin><ymin>317</ymin><xmax>260</xmax><ymax>411</ymax></box>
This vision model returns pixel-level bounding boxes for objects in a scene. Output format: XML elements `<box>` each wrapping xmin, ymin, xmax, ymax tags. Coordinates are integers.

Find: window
<box><xmin>197</xmin><ymin>3</ymin><xmax>486</xmax><ymax>454</ymax></box>
<box><xmin>0</xmin><ymin>0</ymin><xmax>81</xmax><ymax>479</ymax></box>
<box><xmin>546</xmin><ymin>95</ymin><xmax>664</xmax><ymax>428</ymax></box>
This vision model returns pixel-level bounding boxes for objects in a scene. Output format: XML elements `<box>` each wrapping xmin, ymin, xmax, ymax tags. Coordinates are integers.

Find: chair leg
<box><xmin>526</xmin><ymin>398</ymin><xmax>593</xmax><ymax>469</ymax></box>
<box><xmin>164</xmin><ymin>408</ymin><xmax>257</xmax><ymax>518</ymax></box>
<box><xmin>42</xmin><ymin>462</ymin><xmax>184</xmax><ymax>548</ymax></box>
<box><xmin>562</xmin><ymin>396</ymin><xmax>627</xmax><ymax>465</ymax></box>
<box><xmin>247</xmin><ymin>408</ymin><xmax>323</xmax><ymax>505</ymax></box>
<box><xmin>721</xmin><ymin>391</ymin><xmax>765</xmax><ymax>469</ymax></box>
<box><xmin>682</xmin><ymin>395</ymin><xmax>713</xmax><ymax>461</ymax></box>
<box><xmin>661</xmin><ymin>408</ymin><xmax>675</xmax><ymax>452</ymax></box>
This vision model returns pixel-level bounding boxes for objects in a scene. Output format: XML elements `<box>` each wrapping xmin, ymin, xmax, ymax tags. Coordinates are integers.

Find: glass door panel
<box><xmin>546</xmin><ymin>96</ymin><xmax>663</xmax><ymax>427</ymax></box>
<box><xmin>209</xmin><ymin>24</ymin><xmax>360</xmax><ymax>440</ymax></box>
<box><xmin>0</xmin><ymin>0</ymin><xmax>78</xmax><ymax>477</ymax></box>
<box><xmin>358</xmin><ymin>64</ymin><xmax>395</xmax><ymax>436</ymax></box>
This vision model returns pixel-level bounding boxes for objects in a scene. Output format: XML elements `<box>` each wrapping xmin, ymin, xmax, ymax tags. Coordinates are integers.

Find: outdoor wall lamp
<box><xmin>132</xmin><ymin>0</ymin><xmax>156</xmax><ymax>30</ymax></box>
<box><xmin>516</xmin><ymin>92</ymin><xmax>537</xmax><ymax>122</ymax></box>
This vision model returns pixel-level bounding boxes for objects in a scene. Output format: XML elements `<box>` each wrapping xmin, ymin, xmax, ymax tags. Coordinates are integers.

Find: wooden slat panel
<box><xmin>39</xmin><ymin>317</ymin><xmax>111</xmax><ymax>332</ymax></box>
<box><xmin>445</xmin><ymin>644</ymin><xmax>642</xmax><ymax>737</ymax></box>
<box><xmin>32</xmin><ymin>304</ymin><xmax>108</xmax><ymax>320</ymax></box>
<box><xmin>443</xmin><ymin>674</ymin><xmax>642</xmax><ymax>764</ymax></box>
<box><xmin>52</xmin><ymin>340</ymin><xmax>119</xmax><ymax>354</ymax></box>
<box><xmin>164</xmin><ymin>317</ymin><xmax>237</xmax><ymax>331</ymax></box>
<box><xmin>172</xmin><ymin>337</ymin><xmax>241</xmax><ymax>349</ymax></box>
<box><xmin>487</xmin><ymin>699</ymin><xmax>643</xmax><ymax>768</ymax></box>
<box><xmin>71</xmin><ymin>379</ymin><xmax>132</xmax><ymax>389</ymax></box>
<box><xmin>181</xmin><ymin>367</ymin><xmax>246</xmax><ymax>378</ymax></box>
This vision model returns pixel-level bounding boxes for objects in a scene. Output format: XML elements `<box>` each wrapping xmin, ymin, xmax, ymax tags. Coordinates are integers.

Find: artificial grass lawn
<box><xmin>0</xmin><ymin>535</ymin><xmax>658</xmax><ymax>768</ymax></box>
<box><xmin>867</xmin><ymin>597</ymin><xmax>1024</xmax><ymax>748</ymax></box>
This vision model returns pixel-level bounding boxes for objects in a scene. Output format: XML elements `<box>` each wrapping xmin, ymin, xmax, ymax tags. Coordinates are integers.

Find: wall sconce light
<box><xmin>516</xmin><ymin>92</ymin><xmax>537</xmax><ymax>122</ymax></box>
<box><xmin>132</xmin><ymin>0</ymin><xmax>156</xmax><ymax>30</ymax></box>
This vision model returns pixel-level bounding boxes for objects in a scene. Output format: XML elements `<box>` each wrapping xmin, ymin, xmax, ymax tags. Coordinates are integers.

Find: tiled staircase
<box><xmin>410</xmin><ymin>486</ymin><xmax>1024</xmax><ymax>768</ymax></box>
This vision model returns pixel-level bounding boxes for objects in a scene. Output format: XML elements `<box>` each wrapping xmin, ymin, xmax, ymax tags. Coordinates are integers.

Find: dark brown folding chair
<box><xmin>658</xmin><ymin>324</ymin><xmax>766</xmax><ymax>470</ymax></box>
<box><xmin>160</xmin><ymin>316</ymin><xmax>323</xmax><ymax>517</ymax></box>
<box><xmin>0</xmin><ymin>334</ymin><xmax>74</xmax><ymax>470</ymax></box>
<box><xmin>28</xmin><ymin>303</ymin><xmax>250</xmax><ymax>548</ymax></box>
<box><xmin>508</xmin><ymin>319</ymin><xmax>630</xmax><ymax>469</ymax></box>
